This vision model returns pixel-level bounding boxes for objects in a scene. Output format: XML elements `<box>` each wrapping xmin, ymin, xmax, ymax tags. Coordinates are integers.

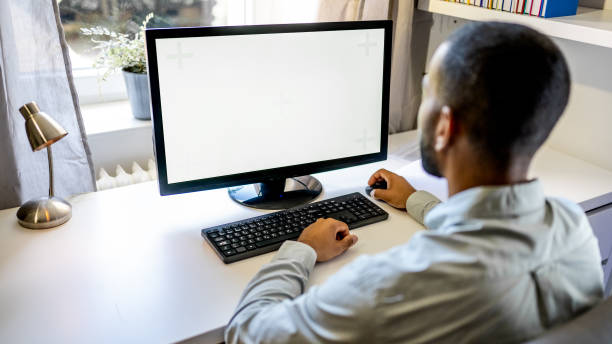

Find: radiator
<box><xmin>96</xmin><ymin>159</ymin><xmax>157</xmax><ymax>191</ymax></box>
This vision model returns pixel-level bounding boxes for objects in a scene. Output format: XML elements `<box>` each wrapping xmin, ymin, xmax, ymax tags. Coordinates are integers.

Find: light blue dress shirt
<box><xmin>225</xmin><ymin>180</ymin><xmax>604</xmax><ymax>343</ymax></box>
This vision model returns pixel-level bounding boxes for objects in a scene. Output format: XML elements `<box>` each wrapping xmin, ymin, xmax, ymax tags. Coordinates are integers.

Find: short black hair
<box><xmin>437</xmin><ymin>22</ymin><xmax>570</xmax><ymax>166</ymax></box>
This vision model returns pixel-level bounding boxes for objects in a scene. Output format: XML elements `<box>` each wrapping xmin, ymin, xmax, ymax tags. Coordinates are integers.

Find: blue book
<box><xmin>540</xmin><ymin>0</ymin><xmax>579</xmax><ymax>18</ymax></box>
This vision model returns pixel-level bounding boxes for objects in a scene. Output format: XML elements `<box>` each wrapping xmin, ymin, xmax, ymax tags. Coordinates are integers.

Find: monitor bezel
<box><xmin>146</xmin><ymin>20</ymin><xmax>392</xmax><ymax>196</ymax></box>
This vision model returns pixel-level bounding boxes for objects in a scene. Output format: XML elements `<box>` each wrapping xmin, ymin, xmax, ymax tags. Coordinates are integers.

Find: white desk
<box><xmin>2</xmin><ymin>132</ymin><xmax>612</xmax><ymax>344</ymax></box>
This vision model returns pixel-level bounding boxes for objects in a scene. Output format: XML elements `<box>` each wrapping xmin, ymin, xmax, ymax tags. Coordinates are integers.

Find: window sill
<box><xmin>73</xmin><ymin>68</ymin><xmax>128</xmax><ymax>105</ymax></box>
<box><xmin>81</xmin><ymin>100</ymin><xmax>152</xmax><ymax>136</ymax></box>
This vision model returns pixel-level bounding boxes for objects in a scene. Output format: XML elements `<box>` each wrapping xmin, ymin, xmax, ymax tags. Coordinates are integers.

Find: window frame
<box><xmin>64</xmin><ymin>0</ymin><xmax>319</xmax><ymax>105</ymax></box>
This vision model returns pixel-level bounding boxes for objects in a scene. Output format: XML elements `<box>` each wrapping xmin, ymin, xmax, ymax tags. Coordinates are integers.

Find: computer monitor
<box><xmin>145</xmin><ymin>21</ymin><xmax>392</xmax><ymax>209</ymax></box>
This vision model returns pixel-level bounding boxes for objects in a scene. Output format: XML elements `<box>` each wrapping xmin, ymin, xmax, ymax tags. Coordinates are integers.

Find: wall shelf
<box><xmin>417</xmin><ymin>0</ymin><xmax>612</xmax><ymax>48</ymax></box>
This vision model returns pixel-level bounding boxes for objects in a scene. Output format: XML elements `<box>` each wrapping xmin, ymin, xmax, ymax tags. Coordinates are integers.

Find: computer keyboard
<box><xmin>202</xmin><ymin>192</ymin><xmax>388</xmax><ymax>263</ymax></box>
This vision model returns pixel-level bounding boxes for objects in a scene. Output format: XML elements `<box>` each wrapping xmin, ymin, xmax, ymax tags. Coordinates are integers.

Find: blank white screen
<box><xmin>155</xmin><ymin>28</ymin><xmax>385</xmax><ymax>184</ymax></box>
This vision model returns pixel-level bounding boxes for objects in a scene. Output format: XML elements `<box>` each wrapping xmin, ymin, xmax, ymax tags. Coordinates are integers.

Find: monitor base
<box><xmin>228</xmin><ymin>175</ymin><xmax>322</xmax><ymax>210</ymax></box>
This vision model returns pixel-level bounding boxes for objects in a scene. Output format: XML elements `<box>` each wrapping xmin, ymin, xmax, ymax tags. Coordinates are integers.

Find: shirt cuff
<box><xmin>273</xmin><ymin>240</ymin><xmax>317</xmax><ymax>273</ymax></box>
<box><xmin>405</xmin><ymin>190</ymin><xmax>442</xmax><ymax>226</ymax></box>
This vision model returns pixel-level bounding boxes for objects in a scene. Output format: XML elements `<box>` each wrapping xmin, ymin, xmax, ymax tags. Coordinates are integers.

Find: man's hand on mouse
<box><xmin>298</xmin><ymin>218</ymin><xmax>358</xmax><ymax>262</ymax></box>
<box><xmin>368</xmin><ymin>169</ymin><xmax>417</xmax><ymax>209</ymax></box>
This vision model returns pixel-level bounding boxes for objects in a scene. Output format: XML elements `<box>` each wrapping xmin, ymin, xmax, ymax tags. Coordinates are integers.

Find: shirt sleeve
<box><xmin>405</xmin><ymin>190</ymin><xmax>442</xmax><ymax>226</ymax></box>
<box><xmin>225</xmin><ymin>241</ymin><xmax>378</xmax><ymax>344</ymax></box>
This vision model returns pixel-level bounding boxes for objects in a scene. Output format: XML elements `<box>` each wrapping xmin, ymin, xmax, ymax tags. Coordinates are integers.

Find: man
<box><xmin>225</xmin><ymin>22</ymin><xmax>604</xmax><ymax>343</ymax></box>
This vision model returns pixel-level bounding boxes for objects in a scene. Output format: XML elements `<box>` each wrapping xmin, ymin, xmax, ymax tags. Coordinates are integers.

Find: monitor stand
<box><xmin>228</xmin><ymin>175</ymin><xmax>322</xmax><ymax>210</ymax></box>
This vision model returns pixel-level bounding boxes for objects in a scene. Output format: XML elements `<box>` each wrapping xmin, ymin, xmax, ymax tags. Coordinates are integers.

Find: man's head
<box><xmin>418</xmin><ymin>22</ymin><xmax>570</xmax><ymax>178</ymax></box>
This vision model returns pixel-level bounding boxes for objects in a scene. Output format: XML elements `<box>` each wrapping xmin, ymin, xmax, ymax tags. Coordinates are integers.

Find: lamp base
<box><xmin>16</xmin><ymin>196</ymin><xmax>72</xmax><ymax>229</ymax></box>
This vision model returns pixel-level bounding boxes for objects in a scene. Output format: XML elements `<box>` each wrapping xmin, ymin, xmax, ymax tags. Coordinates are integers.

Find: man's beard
<box><xmin>420</xmin><ymin>132</ymin><xmax>443</xmax><ymax>178</ymax></box>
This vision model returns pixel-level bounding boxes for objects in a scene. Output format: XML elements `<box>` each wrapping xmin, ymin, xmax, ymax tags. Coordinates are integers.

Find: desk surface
<box><xmin>2</xmin><ymin>132</ymin><xmax>612</xmax><ymax>344</ymax></box>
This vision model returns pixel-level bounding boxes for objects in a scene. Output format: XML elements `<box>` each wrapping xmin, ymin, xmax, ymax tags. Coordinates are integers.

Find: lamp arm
<box><xmin>47</xmin><ymin>146</ymin><xmax>54</xmax><ymax>197</ymax></box>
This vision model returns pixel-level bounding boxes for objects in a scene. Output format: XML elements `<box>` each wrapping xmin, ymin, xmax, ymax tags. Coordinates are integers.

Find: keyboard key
<box><xmin>255</xmin><ymin>232</ymin><xmax>300</xmax><ymax>248</ymax></box>
<box><xmin>236</xmin><ymin>247</ymin><xmax>246</xmax><ymax>253</ymax></box>
<box><xmin>223</xmin><ymin>249</ymin><xmax>236</xmax><ymax>256</ymax></box>
<box><xmin>247</xmin><ymin>244</ymin><xmax>256</xmax><ymax>250</ymax></box>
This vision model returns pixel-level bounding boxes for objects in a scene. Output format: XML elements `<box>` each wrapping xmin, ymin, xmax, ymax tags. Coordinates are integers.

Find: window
<box><xmin>59</xmin><ymin>0</ymin><xmax>319</xmax><ymax>105</ymax></box>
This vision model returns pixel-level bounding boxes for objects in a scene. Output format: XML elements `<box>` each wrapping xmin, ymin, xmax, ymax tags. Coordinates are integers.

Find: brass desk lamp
<box><xmin>16</xmin><ymin>101</ymin><xmax>72</xmax><ymax>229</ymax></box>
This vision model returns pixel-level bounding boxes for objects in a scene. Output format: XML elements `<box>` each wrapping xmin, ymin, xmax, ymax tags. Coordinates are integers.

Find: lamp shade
<box><xmin>18</xmin><ymin>102</ymin><xmax>67</xmax><ymax>151</ymax></box>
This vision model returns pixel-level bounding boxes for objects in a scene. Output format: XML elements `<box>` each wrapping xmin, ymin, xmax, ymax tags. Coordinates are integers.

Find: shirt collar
<box><xmin>424</xmin><ymin>179</ymin><xmax>545</xmax><ymax>230</ymax></box>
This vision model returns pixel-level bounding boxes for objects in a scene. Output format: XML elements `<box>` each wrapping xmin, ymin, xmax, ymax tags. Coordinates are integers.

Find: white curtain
<box><xmin>0</xmin><ymin>0</ymin><xmax>95</xmax><ymax>209</ymax></box>
<box><xmin>318</xmin><ymin>0</ymin><xmax>433</xmax><ymax>133</ymax></box>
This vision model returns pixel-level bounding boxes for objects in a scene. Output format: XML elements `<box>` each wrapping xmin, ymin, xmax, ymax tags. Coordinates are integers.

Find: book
<box><xmin>531</xmin><ymin>0</ymin><xmax>543</xmax><ymax>15</ymax></box>
<box><xmin>541</xmin><ymin>0</ymin><xmax>579</xmax><ymax>18</ymax></box>
<box><xmin>515</xmin><ymin>0</ymin><xmax>524</xmax><ymax>13</ymax></box>
<box><xmin>447</xmin><ymin>0</ymin><xmax>578</xmax><ymax>18</ymax></box>
<box><xmin>503</xmin><ymin>0</ymin><xmax>513</xmax><ymax>12</ymax></box>
<box><xmin>524</xmin><ymin>0</ymin><xmax>532</xmax><ymax>14</ymax></box>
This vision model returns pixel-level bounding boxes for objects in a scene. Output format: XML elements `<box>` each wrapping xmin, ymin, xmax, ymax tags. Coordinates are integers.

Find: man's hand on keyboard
<box><xmin>368</xmin><ymin>169</ymin><xmax>417</xmax><ymax>209</ymax></box>
<box><xmin>298</xmin><ymin>218</ymin><xmax>358</xmax><ymax>262</ymax></box>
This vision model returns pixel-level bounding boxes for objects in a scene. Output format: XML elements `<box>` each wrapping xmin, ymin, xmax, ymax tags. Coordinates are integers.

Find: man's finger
<box><xmin>371</xmin><ymin>188</ymin><xmax>392</xmax><ymax>201</ymax></box>
<box><xmin>368</xmin><ymin>169</ymin><xmax>389</xmax><ymax>186</ymax></box>
<box><xmin>367</xmin><ymin>170</ymin><xmax>381</xmax><ymax>186</ymax></box>
<box><xmin>377</xmin><ymin>169</ymin><xmax>392</xmax><ymax>182</ymax></box>
<box><xmin>339</xmin><ymin>234</ymin><xmax>358</xmax><ymax>249</ymax></box>
<box><xmin>335</xmin><ymin>225</ymin><xmax>350</xmax><ymax>237</ymax></box>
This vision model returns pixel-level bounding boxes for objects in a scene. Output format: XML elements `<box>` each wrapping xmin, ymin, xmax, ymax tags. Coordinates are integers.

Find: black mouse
<box><xmin>365</xmin><ymin>180</ymin><xmax>387</xmax><ymax>196</ymax></box>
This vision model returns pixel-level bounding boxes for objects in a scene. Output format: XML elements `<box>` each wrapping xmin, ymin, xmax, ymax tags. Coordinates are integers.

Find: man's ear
<box><xmin>434</xmin><ymin>106</ymin><xmax>454</xmax><ymax>152</ymax></box>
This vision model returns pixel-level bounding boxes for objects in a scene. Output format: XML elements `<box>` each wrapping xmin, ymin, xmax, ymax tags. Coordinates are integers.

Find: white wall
<box><xmin>87</xmin><ymin>126</ymin><xmax>154</xmax><ymax>177</ymax></box>
<box><xmin>546</xmin><ymin>38</ymin><xmax>612</xmax><ymax>171</ymax></box>
<box><xmin>421</xmin><ymin>13</ymin><xmax>612</xmax><ymax>171</ymax></box>
<box><xmin>580</xmin><ymin>0</ymin><xmax>612</xmax><ymax>9</ymax></box>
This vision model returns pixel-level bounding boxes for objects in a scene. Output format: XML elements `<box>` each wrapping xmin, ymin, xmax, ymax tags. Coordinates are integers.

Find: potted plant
<box><xmin>81</xmin><ymin>13</ymin><xmax>154</xmax><ymax>120</ymax></box>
